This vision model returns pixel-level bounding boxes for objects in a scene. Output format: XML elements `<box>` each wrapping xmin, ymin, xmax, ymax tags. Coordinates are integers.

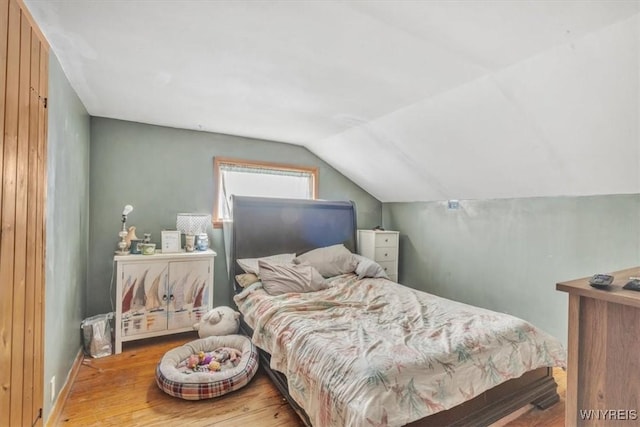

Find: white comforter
<box><xmin>234</xmin><ymin>274</ymin><xmax>566</xmax><ymax>427</ymax></box>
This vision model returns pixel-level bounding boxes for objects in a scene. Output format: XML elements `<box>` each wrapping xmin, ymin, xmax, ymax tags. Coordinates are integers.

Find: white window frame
<box><xmin>213</xmin><ymin>157</ymin><xmax>318</xmax><ymax>227</ymax></box>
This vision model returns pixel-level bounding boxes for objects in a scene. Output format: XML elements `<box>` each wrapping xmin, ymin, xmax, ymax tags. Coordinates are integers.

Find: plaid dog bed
<box><xmin>156</xmin><ymin>335</ymin><xmax>259</xmax><ymax>400</ymax></box>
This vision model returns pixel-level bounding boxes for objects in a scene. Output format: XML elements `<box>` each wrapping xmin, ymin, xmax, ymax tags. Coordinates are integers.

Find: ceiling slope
<box><xmin>24</xmin><ymin>0</ymin><xmax>640</xmax><ymax>202</ymax></box>
<box><xmin>309</xmin><ymin>14</ymin><xmax>640</xmax><ymax>201</ymax></box>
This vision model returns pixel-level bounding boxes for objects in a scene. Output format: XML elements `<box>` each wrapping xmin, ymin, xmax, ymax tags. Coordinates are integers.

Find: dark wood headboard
<box><xmin>231</xmin><ymin>196</ymin><xmax>357</xmax><ymax>292</ymax></box>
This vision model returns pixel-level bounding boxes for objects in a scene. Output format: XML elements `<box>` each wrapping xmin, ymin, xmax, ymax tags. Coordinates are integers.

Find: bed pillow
<box><xmin>236</xmin><ymin>253</ymin><xmax>296</xmax><ymax>275</ymax></box>
<box><xmin>353</xmin><ymin>254</ymin><xmax>389</xmax><ymax>280</ymax></box>
<box><xmin>258</xmin><ymin>260</ymin><xmax>328</xmax><ymax>295</ymax></box>
<box><xmin>235</xmin><ymin>273</ymin><xmax>260</xmax><ymax>288</ymax></box>
<box><xmin>293</xmin><ymin>244</ymin><xmax>357</xmax><ymax>277</ymax></box>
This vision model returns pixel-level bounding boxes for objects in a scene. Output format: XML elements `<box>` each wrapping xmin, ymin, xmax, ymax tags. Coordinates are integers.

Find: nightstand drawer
<box><xmin>374</xmin><ymin>247</ymin><xmax>397</xmax><ymax>262</ymax></box>
<box><xmin>378</xmin><ymin>261</ymin><xmax>397</xmax><ymax>276</ymax></box>
<box><xmin>357</xmin><ymin>229</ymin><xmax>399</xmax><ymax>282</ymax></box>
<box><xmin>374</xmin><ymin>233</ymin><xmax>398</xmax><ymax>248</ymax></box>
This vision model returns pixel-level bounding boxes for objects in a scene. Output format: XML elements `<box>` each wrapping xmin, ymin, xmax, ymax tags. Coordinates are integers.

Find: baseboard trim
<box><xmin>46</xmin><ymin>348</ymin><xmax>84</xmax><ymax>427</ymax></box>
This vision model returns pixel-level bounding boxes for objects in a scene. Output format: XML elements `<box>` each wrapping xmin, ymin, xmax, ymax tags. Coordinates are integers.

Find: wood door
<box><xmin>0</xmin><ymin>1</ymin><xmax>49</xmax><ymax>425</ymax></box>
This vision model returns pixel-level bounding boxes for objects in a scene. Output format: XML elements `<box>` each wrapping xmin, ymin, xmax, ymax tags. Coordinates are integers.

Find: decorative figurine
<box><xmin>125</xmin><ymin>226</ymin><xmax>138</xmax><ymax>250</ymax></box>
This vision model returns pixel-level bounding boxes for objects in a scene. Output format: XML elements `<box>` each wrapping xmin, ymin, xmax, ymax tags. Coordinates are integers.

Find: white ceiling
<box><xmin>24</xmin><ymin>0</ymin><xmax>640</xmax><ymax>202</ymax></box>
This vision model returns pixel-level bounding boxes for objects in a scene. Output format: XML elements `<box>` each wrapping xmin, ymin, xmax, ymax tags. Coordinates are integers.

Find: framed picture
<box><xmin>161</xmin><ymin>230</ymin><xmax>181</xmax><ymax>253</ymax></box>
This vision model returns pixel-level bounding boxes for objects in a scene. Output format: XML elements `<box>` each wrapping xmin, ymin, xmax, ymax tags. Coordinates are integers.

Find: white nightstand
<box><xmin>357</xmin><ymin>230</ymin><xmax>399</xmax><ymax>282</ymax></box>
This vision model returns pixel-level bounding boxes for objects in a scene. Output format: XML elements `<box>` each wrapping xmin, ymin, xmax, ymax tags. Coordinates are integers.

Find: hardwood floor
<box><xmin>497</xmin><ymin>369</ymin><xmax>565</xmax><ymax>427</ymax></box>
<box><xmin>52</xmin><ymin>333</ymin><xmax>566</xmax><ymax>426</ymax></box>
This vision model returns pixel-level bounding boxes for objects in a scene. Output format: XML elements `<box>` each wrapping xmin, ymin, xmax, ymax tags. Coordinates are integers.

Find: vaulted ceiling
<box><xmin>24</xmin><ymin>0</ymin><xmax>640</xmax><ymax>202</ymax></box>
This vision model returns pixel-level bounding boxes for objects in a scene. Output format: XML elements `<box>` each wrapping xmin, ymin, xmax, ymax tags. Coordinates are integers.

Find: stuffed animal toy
<box><xmin>193</xmin><ymin>306</ymin><xmax>240</xmax><ymax>338</ymax></box>
<box><xmin>186</xmin><ymin>354</ymin><xmax>199</xmax><ymax>370</ymax></box>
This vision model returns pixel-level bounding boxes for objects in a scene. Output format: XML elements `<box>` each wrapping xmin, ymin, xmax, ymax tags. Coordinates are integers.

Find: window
<box><xmin>213</xmin><ymin>157</ymin><xmax>318</xmax><ymax>226</ymax></box>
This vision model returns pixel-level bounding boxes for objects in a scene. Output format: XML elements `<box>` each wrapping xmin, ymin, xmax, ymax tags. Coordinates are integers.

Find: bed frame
<box><xmin>231</xmin><ymin>195</ymin><xmax>559</xmax><ymax>426</ymax></box>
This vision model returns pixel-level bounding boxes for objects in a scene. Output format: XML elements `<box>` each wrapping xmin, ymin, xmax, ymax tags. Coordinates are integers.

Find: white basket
<box><xmin>176</xmin><ymin>213</ymin><xmax>211</xmax><ymax>235</ymax></box>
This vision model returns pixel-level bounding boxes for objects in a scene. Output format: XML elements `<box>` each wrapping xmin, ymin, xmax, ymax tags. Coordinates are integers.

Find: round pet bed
<box><xmin>156</xmin><ymin>335</ymin><xmax>259</xmax><ymax>400</ymax></box>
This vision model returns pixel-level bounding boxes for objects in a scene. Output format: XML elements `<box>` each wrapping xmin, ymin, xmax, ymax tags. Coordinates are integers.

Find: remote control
<box><xmin>623</xmin><ymin>279</ymin><xmax>640</xmax><ymax>291</ymax></box>
<box><xmin>589</xmin><ymin>274</ymin><xmax>614</xmax><ymax>288</ymax></box>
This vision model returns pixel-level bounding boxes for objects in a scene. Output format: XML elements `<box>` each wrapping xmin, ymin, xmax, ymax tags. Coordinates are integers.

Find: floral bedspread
<box><xmin>234</xmin><ymin>274</ymin><xmax>566</xmax><ymax>427</ymax></box>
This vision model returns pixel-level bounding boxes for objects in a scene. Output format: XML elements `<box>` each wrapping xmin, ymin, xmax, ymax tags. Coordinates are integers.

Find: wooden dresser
<box><xmin>557</xmin><ymin>267</ymin><xmax>640</xmax><ymax>426</ymax></box>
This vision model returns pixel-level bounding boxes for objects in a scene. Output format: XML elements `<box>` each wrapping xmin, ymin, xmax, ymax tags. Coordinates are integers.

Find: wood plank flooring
<box><xmin>52</xmin><ymin>333</ymin><xmax>566</xmax><ymax>427</ymax></box>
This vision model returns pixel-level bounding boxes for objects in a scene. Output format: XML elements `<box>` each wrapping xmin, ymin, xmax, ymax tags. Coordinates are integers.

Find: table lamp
<box><xmin>116</xmin><ymin>204</ymin><xmax>134</xmax><ymax>255</ymax></box>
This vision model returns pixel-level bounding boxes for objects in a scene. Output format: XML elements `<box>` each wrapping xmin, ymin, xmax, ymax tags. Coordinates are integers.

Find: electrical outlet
<box><xmin>50</xmin><ymin>376</ymin><xmax>55</xmax><ymax>402</ymax></box>
<box><xmin>448</xmin><ymin>200</ymin><xmax>460</xmax><ymax>210</ymax></box>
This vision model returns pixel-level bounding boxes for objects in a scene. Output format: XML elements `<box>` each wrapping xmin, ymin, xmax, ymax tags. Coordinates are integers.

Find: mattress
<box><xmin>234</xmin><ymin>274</ymin><xmax>566</xmax><ymax>427</ymax></box>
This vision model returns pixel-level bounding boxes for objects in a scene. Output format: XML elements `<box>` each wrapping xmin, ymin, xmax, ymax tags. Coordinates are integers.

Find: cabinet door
<box><xmin>167</xmin><ymin>260</ymin><xmax>211</xmax><ymax>329</ymax></box>
<box><xmin>121</xmin><ymin>262</ymin><xmax>169</xmax><ymax>336</ymax></box>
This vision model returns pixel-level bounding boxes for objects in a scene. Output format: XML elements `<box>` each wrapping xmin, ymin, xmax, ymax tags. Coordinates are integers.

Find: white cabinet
<box><xmin>114</xmin><ymin>250</ymin><xmax>216</xmax><ymax>354</ymax></box>
<box><xmin>357</xmin><ymin>230</ymin><xmax>399</xmax><ymax>282</ymax></box>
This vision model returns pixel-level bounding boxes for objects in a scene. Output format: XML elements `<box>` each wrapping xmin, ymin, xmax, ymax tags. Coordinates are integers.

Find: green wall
<box><xmin>44</xmin><ymin>54</ymin><xmax>90</xmax><ymax>420</ymax></box>
<box><xmin>383</xmin><ymin>194</ymin><xmax>640</xmax><ymax>344</ymax></box>
<box><xmin>88</xmin><ymin>118</ymin><xmax>381</xmax><ymax>316</ymax></box>
<box><xmin>42</xmin><ymin>60</ymin><xmax>640</xmax><ymax>421</ymax></box>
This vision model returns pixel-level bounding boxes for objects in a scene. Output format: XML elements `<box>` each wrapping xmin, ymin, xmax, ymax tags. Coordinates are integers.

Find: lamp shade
<box><xmin>176</xmin><ymin>213</ymin><xmax>211</xmax><ymax>235</ymax></box>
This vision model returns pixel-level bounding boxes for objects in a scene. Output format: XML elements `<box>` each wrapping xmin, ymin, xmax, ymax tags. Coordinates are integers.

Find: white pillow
<box><xmin>353</xmin><ymin>254</ymin><xmax>389</xmax><ymax>280</ymax></box>
<box><xmin>236</xmin><ymin>253</ymin><xmax>296</xmax><ymax>275</ymax></box>
<box><xmin>258</xmin><ymin>260</ymin><xmax>328</xmax><ymax>295</ymax></box>
<box><xmin>293</xmin><ymin>244</ymin><xmax>357</xmax><ymax>278</ymax></box>
<box><xmin>235</xmin><ymin>273</ymin><xmax>260</xmax><ymax>288</ymax></box>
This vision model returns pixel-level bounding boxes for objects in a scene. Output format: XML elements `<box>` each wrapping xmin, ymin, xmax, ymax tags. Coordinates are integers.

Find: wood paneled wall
<box><xmin>0</xmin><ymin>0</ymin><xmax>49</xmax><ymax>425</ymax></box>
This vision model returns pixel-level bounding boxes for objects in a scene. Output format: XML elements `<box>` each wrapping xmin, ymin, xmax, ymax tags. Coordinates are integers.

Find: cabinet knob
<box><xmin>170</xmin><ymin>294</ymin><xmax>175</xmax><ymax>301</ymax></box>
<box><xmin>385</xmin><ymin>238</ymin><xmax>389</xmax><ymax>242</ymax></box>
<box><xmin>384</xmin><ymin>253</ymin><xmax>388</xmax><ymax>257</ymax></box>
<box><xmin>162</xmin><ymin>294</ymin><xmax>167</xmax><ymax>301</ymax></box>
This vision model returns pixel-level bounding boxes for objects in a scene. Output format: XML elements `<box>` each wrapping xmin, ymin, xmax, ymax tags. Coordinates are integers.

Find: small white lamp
<box><xmin>116</xmin><ymin>205</ymin><xmax>134</xmax><ymax>255</ymax></box>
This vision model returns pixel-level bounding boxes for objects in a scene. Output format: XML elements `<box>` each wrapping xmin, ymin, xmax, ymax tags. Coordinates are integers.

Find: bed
<box><xmin>230</xmin><ymin>196</ymin><xmax>566</xmax><ymax>427</ymax></box>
